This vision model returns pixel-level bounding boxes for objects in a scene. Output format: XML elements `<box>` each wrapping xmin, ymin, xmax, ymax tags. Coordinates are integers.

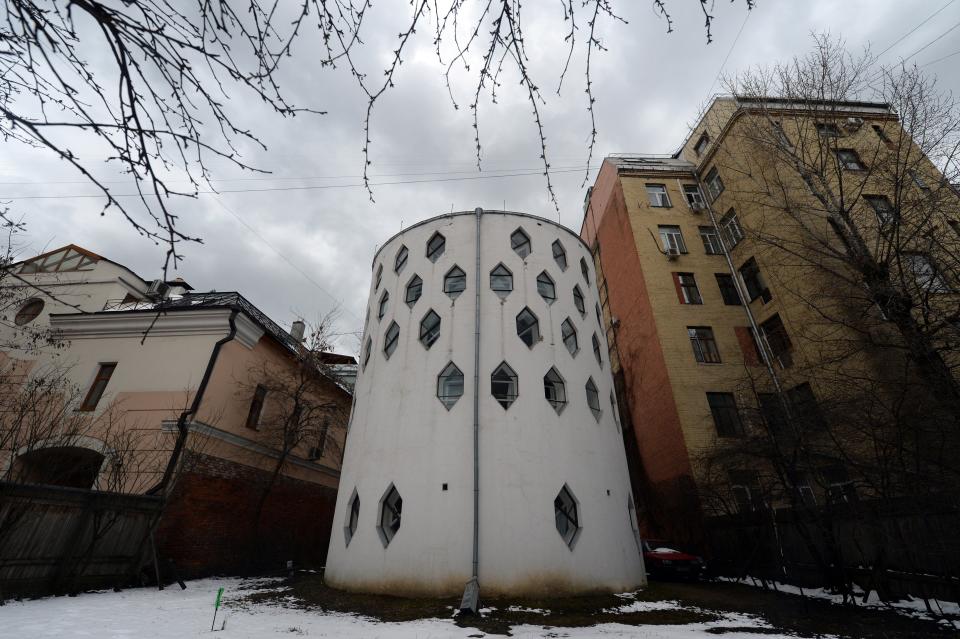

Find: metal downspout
<box><xmin>460</xmin><ymin>207</ymin><xmax>483</xmax><ymax>613</ymax></box>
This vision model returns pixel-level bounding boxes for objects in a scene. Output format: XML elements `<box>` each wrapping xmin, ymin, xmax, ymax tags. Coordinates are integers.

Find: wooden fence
<box><xmin>0</xmin><ymin>481</ymin><xmax>162</xmax><ymax>598</ymax></box>
<box><xmin>704</xmin><ymin>498</ymin><xmax>960</xmax><ymax>602</ymax></box>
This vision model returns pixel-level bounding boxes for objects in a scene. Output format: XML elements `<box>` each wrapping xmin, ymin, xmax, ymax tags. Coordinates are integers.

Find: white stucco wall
<box><xmin>325</xmin><ymin>210</ymin><xmax>645</xmax><ymax>596</ymax></box>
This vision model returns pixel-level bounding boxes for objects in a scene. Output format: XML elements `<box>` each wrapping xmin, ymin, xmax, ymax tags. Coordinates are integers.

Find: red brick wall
<box><xmin>155</xmin><ymin>452</ymin><xmax>338</xmax><ymax>578</ymax></box>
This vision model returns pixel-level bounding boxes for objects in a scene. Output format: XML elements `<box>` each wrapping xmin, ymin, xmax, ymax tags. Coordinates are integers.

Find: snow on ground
<box><xmin>0</xmin><ymin>577</ymin><xmax>826</xmax><ymax>639</ymax></box>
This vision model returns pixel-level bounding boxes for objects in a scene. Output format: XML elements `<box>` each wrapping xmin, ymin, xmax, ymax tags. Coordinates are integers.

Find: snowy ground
<box><xmin>1</xmin><ymin>577</ymin><xmax>827</xmax><ymax>639</ymax></box>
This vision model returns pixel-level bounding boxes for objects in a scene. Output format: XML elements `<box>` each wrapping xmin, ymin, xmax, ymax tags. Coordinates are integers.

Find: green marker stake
<box><xmin>210</xmin><ymin>587</ymin><xmax>224</xmax><ymax>631</ymax></box>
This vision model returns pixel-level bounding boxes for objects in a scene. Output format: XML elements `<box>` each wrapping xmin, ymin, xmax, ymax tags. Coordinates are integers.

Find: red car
<box><xmin>642</xmin><ymin>539</ymin><xmax>706</xmax><ymax>580</ymax></box>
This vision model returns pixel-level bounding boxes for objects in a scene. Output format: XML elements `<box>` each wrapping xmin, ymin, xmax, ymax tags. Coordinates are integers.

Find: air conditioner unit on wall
<box><xmin>690</xmin><ymin>202</ymin><xmax>705</xmax><ymax>213</ymax></box>
<box><xmin>845</xmin><ymin>117</ymin><xmax>864</xmax><ymax>131</ymax></box>
<box><xmin>665</xmin><ymin>247</ymin><xmax>680</xmax><ymax>260</ymax></box>
<box><xmin>146</xmin><ymin>279</ymin><xmax>170</xmax><ymax>300</ymax></box>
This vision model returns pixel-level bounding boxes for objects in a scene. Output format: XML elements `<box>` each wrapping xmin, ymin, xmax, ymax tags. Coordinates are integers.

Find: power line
<box><xmin>894</xmin><ymin>17</ymin><xmax>960</xmax><ymax>65</ymax></box>
<box><xmin>920</xmin><ymin>46</ymin><xmax>960</xmax><ymax>67</ymax></box>
<box><xmin>874</xmin><ymin>0</ymin><xmax>956</xmax><ymax>59</ymax></box>
<box><xmin>0</xmin><ymin>166</ymin><xmax>592</xmax><ymax>201</ymax></box>
<box><xmin>703</xmin><ymin>9</ymin><xmax>752</xmax><ymax>105</ymax></box>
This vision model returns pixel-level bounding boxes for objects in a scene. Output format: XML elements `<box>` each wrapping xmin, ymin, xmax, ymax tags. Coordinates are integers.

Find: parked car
<box><xmin>642</xmin><ymin>539</ymin><xmax>706</xmax><ymax>580</ymax></box>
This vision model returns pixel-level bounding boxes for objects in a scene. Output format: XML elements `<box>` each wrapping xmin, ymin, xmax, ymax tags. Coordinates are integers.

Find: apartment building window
<box><xmin>244</xmin><ymin>383</ymin><xmax>267</xmax><ymax>429</ymax></box>
<box><xmin>79</xmin><ymin>363</ymin><xmax>117</xmax><ymax>412</ymax></box>
<box><xmin>444</xmin><ymin>266</ymin><xmax>467</xmax><ymax>299</ymax></box>
<box><xmin>816</xmin><ymin>122</ymin><xmax>840</xmax><ymax>137</ymax></box>
<box><xmin>511</xmin><ymin>228</ymin><xmax>532</xmax><ymax>258</ymax></box>
<box><xmin>554</xmin><ymin>485</ymin><xmax>580</xmax><ymax>548</ymax></box>
<box><xmin>757</xmin><ymin>392</ymin><xmax>788</xmax><ymax>439</ymax></box>
<box><xmin>738</xmin><ymin>257</ymin><xmax>770</xmax><ymax>303</ymax></box>
<box><xmin>394</xmin><ymin>245</ymin><xmax>408</xmax><ymax>273</ymax></box>
<box><xmin>646</xmin><ymin>184</ymin><xmax>671</xmax><ymax>208</ymax></box>
<box><xmin>535</xmin><ymin>270</ymin><xmax>556</xmax><ymax>303</ymax></box>
<box><xmin>872</xmin><ymin>124</ymin><xmax>894</xmax><ymax>148</ymax></box>
<box><xmin>821</xmin><ymin>466</ymin><xmax>858</xmax><ymax>503</ymax></box>
<box><xmin>426</xmin><ymin>232</ymin><xmax>446</xmax><ymax>262</ymax></box>
<box><xmin>694</xmin><ymin>132</ymin><xmax>710</xmax><ymax>156</ymax></box>
<box><xmin>592</xmin><ymin>333</ymin><xmax>603</xmax><ymax>366</ymax></box>
<box><xmin>572</xmin><ymin>285</ymin><xmax>586</xmax><ymax>315</ymax></box>
<box><xmin>552</xmin><ymin>240</ymin><xmax>568</xmax><ymax>270</ymax></box>
<box><xmin>674</xmin><ymin>273</ymin><xmax>702</xmax><ymax>305</ymax></box>
<box><xmin>378</xmin><ymin>291</ymin><xmax>389</xmax><ymax>319</ymax></box>
<box><xmin>704</xmin><ymin>167</ymin><xmax>724</xmax><ymax>200</ymax></box>
<box><xmin>374</xmin><ymin>264</ymin><xmax>383</xmax><ymax>291</ymax></box>
<box><xmin>561</xmin><ymin>318</ymin><xmax>579</xmax><ymax>355</ymax></box>
<box><xmin>719</xmin><ymin>209</ymin><xmax>744</xmax><ymax>248</ymax></box>
<box><xmin>759</xmin><ymin>314</ymin><xmax>793</xmax><ymax>368</ymax></box>
<box><xmin>688</xmin><ymin>327</ymin><xmax>721</xmax><ymax>363</ymax></box>
<box><xmin>490</xmin><ymin>264</ymin><xmax>513</xmax><ymax>294</ymax></box>
<box><xmin>836</xmin><ymin>149</ymin><xmax>866</xmax><ymax>171</ymax></box>
<box><xmin>729</xmin><ymin>470</ymin><xmax>764</xmax><ymax>512</ymax></box>
<box><xmin>864</xmin><ymin>195</ymin><xmax>897</xmax><ymax>226</ymax></box>
<box><xmin>383</xmin><ymin>321</ymin><xmax>400</xmax><ymax>359</ymax></box>
<box><xmin>419</xmin><ymin>310</ymin><xmax>441</xmax><ymax>349</ymax></box>
<box><xmin>362</xmin><ymin>338</ymin><xmax>372</xmax><ymax>369</ymax></box>
<box><xmin>904</xmin><ymin>252</ymin><xmax>950</xmax><ymax>292</ymax></box>
<box><xmin>516</xmin><ymin>308</ymin><xmax>540</xmax><ymax>347</ymax></box>
<box><xmin>580</xmin><ymin>257</ymin><xmax>591</xmax><ymax>286</ymax></box>
<box><xmin>684</xmin><ymin>184</ymin><xmax>706</xmax><ymax>209</ymax></box>
<box><xmin>949</xmin><ymin>220</ymin><xmax>960</xmax><ymax>238</ymax></box>
<box><xmin>405</xmin><ymin>274</ymin><xmax>422</xmax><ymax>307</ymax></box>
<box><xmin>585</xmin><ymin>377</ymin><xmax>601</xmax><ymax>421</ymax></box>
<box><xmin>707</xmin><ymin>392</ymin><xmax>744</xmax><ymax>437</ymax></box>
<box><xmin>437</xmin><ymin>362</ymin><xmax>464</xmax><ymax>409</ymax></box>
<box><xmin>659</xmin><ymin>225</ymin><xmax>687</xmax><ymax>254</ymax></box>
<box><xmin>543</xmin><ymin>367</ymin><xmax>567</xmax><ymax>413</ymax></box>
<box><xmin>491</xmin><ymin>362</ymin><xmax>518</xmax><ymax>409</ymax></box>
<box><xmin>908</xmin><ymin>168</ymin><xmax>929</xmax><ymax>190</ymax></box>
<box><xmin>715</xmin><ymin>274</ymin><xmax>742</xmax><ymax>305</ymax></box>
<box><xmin>787</xmin><ymin>383</ymin><xmax>828</xmax><ymax>432</ymax></box>
<box><xmin>698</xmin><ymin>226</ymin><xmax>722</xmax><ymax>255</ymax></box>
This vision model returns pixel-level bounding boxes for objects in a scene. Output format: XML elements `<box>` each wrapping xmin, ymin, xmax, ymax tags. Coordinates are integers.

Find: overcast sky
<box><xmin>3</xmin><ymin>0</ymin><xmax>959</xmax><ymax>354</ymax></box>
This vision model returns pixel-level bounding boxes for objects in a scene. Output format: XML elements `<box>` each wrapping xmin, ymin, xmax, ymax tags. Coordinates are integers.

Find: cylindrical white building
<box><xmin>325</xmin><ymin>210</ymin><xmax>645</xmax><ymax>597</ymax></box>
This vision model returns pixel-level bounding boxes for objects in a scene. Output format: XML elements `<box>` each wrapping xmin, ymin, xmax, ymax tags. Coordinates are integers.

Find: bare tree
<box><xmin>2</xmin><ymin>1</ymin><xmax>751</xmax><ymax>271</ymax></box>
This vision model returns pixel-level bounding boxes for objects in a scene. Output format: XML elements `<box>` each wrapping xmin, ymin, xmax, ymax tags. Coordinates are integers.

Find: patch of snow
<box><xmin>602</xmin><ymin>600</ymin><xmax>684</xmax><ymax>613</ymax></box>
<box><xmin>505</xmin><ymin>605</ymin><xmax>550</xmax><ymax>615</ymax></box>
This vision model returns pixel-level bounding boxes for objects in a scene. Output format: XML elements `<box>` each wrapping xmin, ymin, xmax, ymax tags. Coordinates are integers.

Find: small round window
<box><xmin>15</xmin><ymin>299</ymin><xmax>44</xmax><ymax>326</ymax></box>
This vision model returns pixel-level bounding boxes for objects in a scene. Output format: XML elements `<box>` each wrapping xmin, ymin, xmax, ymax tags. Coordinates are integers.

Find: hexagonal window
<box><xmin>580</xmin><ymin>257</ymin><xmax>591</xmax><ymax>287</ymax></box>
<box><xmin>383</xmin><ymin>321</ymin><xmax>400</xmax><ymax>359</ymax></box>
<box><xmin>405</xmin><ymin>274</ymin><xmax>423</xmax><ymax>307</ymax></box>
<box><xmin>444</xmin><ymin>265</ymin><xmax>466</xmax><ymax>299</ymax></box>
<box><xmin>378</xmin><ymin>290</ymin><xmax>390</xmax><ymax>320</ymax></box>
<box><xmin>585</xmin><ymin>377</ymin><xmax>601</xmax><ymax>421</ymax></box>
<box><xmin>511</xmin><ymin>228</ymin><xmax>532</xmax><ymax>258</ymax></box>
<box><xmin>490</xmin><ymin>263</ymin><xmax>513</xmax><ymax>296</ymax></box>
<box><xmin>491</xmin><ymin>362</ymin><xmax>518</xmax><ymax>409</ymax></box>
<box><xmin>420</xmin><ymin>310</ymin><xmax>441</xmax><ymax>349</ymax></box>
<box><xmin>544</xmin><ymin>367</ymin><xmax>567</xmax><ymax>414</ymax></box>
<box><xmin>426</xmin><ymin>232</ymin><xmax>446</xmax><ymax>262</ymax></box>
<box><xmin>592</xmin><ymin>333</ymin><xmax>603</xmax><ymax>366</ymax></box>
<box><xmin>595</xmin><ymin>303</ymin><xmax>603</xmax><ymax>328</ymax></box>
<box><xmin>362</xmin><ymin>337</ymin><xmax>372</xmax><ymax>369</ymax></box>
<box><xmin>516</xmin><ymin>307</ymin><xmax>540</xmax><ymax>348</ymax></box>
<box><xmin>395</xmin><ymin>245</ymin><xmax>409</xmax><ymax>274</ymax></box>
<box><xmin>375</xmin><ymin>263</ymin><xmax>383</xmax><ymax>290</ymax></box>
<box><xmin>610</xmin><ymin>391</ymin><xmax>621</xmax><ymax>430</ymax></box>
<box><xmin>573</xmin><ymin>285</ymin><xmax>585</xmax><ymax>315</ymax></box>
<box><xmin>376</xmin><ymin>484</ymin><xmax>403</xmax><ymax>547</ymax></box>
<box><xmin>536</xmin><ymin>271</ymin><xmax>556</xmax><ymax>304</ymax></box>
<box><xmin>344</xmin><ymin>489</ymin><xmax>360</xmax><ymax>546</ymax></box>
<box><xmin>554</xmin><ymin>484</ymin><xmax>580</xmax><ymax>549</ymax></box>
<box><xmin>561</xmin><ymin>318</ymin><xmax>578</xmax><ymax>356</ymax></box>
<box><xmin>437</xmin><ymin>362</ymin><xmax>464</xmax><ymax>409</ymax></box>
<box><xmin>552</xmin><ymin>240</ymin><xmax>567</xmax><ymax>271</ymax></box>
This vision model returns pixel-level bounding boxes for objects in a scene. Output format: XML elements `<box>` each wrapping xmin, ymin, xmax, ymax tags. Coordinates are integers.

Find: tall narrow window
<box><xmin>904</xmin><ymin>252</ymin><xmax>950</xmax><ymax>292</ymax></box>
<box><xmin>554</xmin><ymin>485</ymin><xmax>580</xmax><ymax>548</ymax></box>
<box><xmin>543</xmin><ymin>367</ymin><xmax>567</xmax><ymax>413</ymax></box>
<box><xmin>511</xmin><ymin>228</ymin><xmax>532</xmax><ymax>258</ymax></box>
<box><xmin>610</xmin><ymin>392</ymin><xmax>620</xmax><ymax>430</ymax></box>
<box><xmin>865</xmin><ymin>195</ymin><xmax>897</xmax><ymax>227</ymax></box>
<box><xmin>405</xmin><ymin>274</ymin><xmax>422</xmax><ymax>307</ymax></box>
<box><xmin>80</xmin><ymin>363</ymin><xmax>117</xmax><ymax>412</ymax></box>
<box><xmin>595</xmin><ymin>303</ymin><xmax>602</xmax><ymax>329</ymax></box>
<box><xmin>536</xmin><ymin>271</ymin><xmax>556</xmax><ymax>303</ymax></box>
<box><xmin>552</xmin><ymin>240</ymin><xmax>568</xmax><ymax>270</ymax></box>
<box><xmin>704</xmin><ymin>166</ymin><xmax>724</xmax><ymax>200</ymax></box>
<box><xmin>378</xmin><ymin>291</ymin><xmax>389</xmax><ymax>320</ymax></box>
<box><xmin>688</xmin><ymin>327</ymin><xmax>721</xmax><ymax>363</ymax></box>
<box><xmin>244</xmin><ymin>383</ymin><xmax>267</xmax><ymax>429</ymax></box>
<box><xmin>345</xmin><ymin>490</ymin><xmax>360</xmax><ymax>546</ymax></box>
<box><xmin>645</xmin><ymin>184</ymin><xmax>671</xmax><ymax>208</ymax></box>
<box><xmin>684</xmin><ymin>184</ymin><xmax>706</xmax><ymax>209</ymax></box>
<box><xmin>426</xmin><ymin>232</ymin><xmax>445</xmax><ymax>262</ymax></box>
<box><xmin>362</xmin><ymin>337</ymin><xmax>372</xmax><ymax>369</ymax></box>
<box><xmin>694</xmin><ymin>132</ymin><xmax>710</xmax><ymax>156</ymax></box>
<box><xmin>377</xmin><ymin>485</ymin><xmax>403</xmax><ymax>546</ymax></box>
<box><xmin>658</xmin><ymin>226</ymin><xmax>687</xmax><ymax>254</ymax></box>
<box><xmin>759</xmin><ymin>314</ymin><xmax>793</xmax><ymax>368</ymax></box>
<box><xmin>908</xmin><ymin>168</ymin><xmax>929</xmax><ymax>190</ymax></box>
<box><xmin>592</xmin><ymin>333</ymin><xmax>603</xmax><ymax>366</ymax></box>
<box><xmin>490</xmin><ymin>264</ymin><xmax>513</xmax><ymax>294</ymax></box>
<box><xmin>437</xmin><ymin>362</ymin><xmax>464</xmax><ymax>409</ymax></box>
<box><xmin>394</xmin><ymin>245</ymin><xmax>408</xmax><ymax>273</ymax></box>
<box><xmin>444</xmin><ymin>265</ymin><xmax>466</xmax><ymax>299</ymax></box>
<box><xmin>585</xmin><ymin>377</ymin><xmax>601</xmax><ymax>421</ymax></box>
<box><xmin>561</xmin><ymin>318</ymin><xmax>578</xmax><ymax>355</ymax></box>
<box><xmin>872</xmin><ymin>124</ymin><xmax>894</xmax><ymax>147</ymax></box>
<box><xmin>836</xmin><ymin>149</ymin><xmax>866</xmax><ymax>171</ymax></box>
<box><xmin>739</xmin><ymin>257</ymin><xmax>770</xmax><ymax>302</ymax></box>
<box><xmin>707</xmin><ymin>392</ymin><xmax>744</xmax><ymax>437</ymax></box>
<box><xmin>516</xmin><ymin>308</ymin><xmax>540</xmax><ymax>348</ymax></box>
<box><xmin>674</xmin><ymin>273</ymin><xmax>702</xmax><ymax>305</ymax></box>
<box><xmin>374</xmin><ymin>264</ymin><xmax>383</xmax><ymax>290</ymax></box>
<box><xmin>383</xmin><ymin>321</ymin><xmax>400</xmax><ymax>359</ymax></box>
<box><xmin>580</xmin><ymin>258</ymin><xmax>590</xmax><ymax>286</ymax></box>
<box><xmin>419</xmin><ymin>310</ymin><xmax>441</xmax><ymax>348</ymax></box>
<box><xmin>491</xmin><ymin>362</ymin><xmax>518</xmax><ymax>409</ymax></box>
<box><xmin>699</xmin><ymin>226</ymin><xmax>722</xmax><ymax>255</ymax></box>
<box><xmin>715</xmin><ymin>274</ymin><xmax>742</xmax><ymax>305</ymax></box>
<box><xmin>787</xmin><ymin>382</ymin><xmax>828</xmax><ymax>432</ymax></box>
<box><xmin>572</xmin><ymin>285</ymin><xmax>586</xmax><ymax>315</ymax></box>
<box><xmin>719</xmin><ymin>209</ymin><xmax>744</xmax><ymax>248</ymax></box>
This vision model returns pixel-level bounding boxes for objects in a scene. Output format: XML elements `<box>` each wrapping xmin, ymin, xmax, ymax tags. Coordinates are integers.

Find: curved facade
<box><xmin>325</xmin><ymin>210</ymin><xmax>645</xmax><ymax>596</ymax></box>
